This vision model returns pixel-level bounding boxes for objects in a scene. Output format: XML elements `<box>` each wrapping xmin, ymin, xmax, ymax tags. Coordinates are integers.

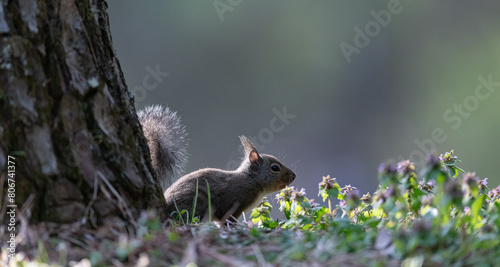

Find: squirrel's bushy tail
<box><xmin>138</xmin><ymin>105</ymin><xmax>188</xmax><ymax>191</ymax></box>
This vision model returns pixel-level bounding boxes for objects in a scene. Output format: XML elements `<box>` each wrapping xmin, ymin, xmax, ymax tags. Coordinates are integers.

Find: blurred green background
<box><xmin>107</xmin><ymin>1</ymin><xmax>500</xmax><ymax>209</ymax></box>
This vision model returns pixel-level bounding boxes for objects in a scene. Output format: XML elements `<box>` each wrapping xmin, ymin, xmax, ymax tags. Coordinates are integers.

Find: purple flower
<box><xmin>419</xmin><ymin>180</ymin><xmax>435</xmax><ymax>192</ymax></box>
<box><xmin>445</xmin><ymin>180</ymin><xmax>462</xmax><ymax>200</ymax></box>
<box><xmin>478</xmin><ymin>178</ymin><xmax>488</xmax><ymax>189</ymax></box>
<box><xmin>488</xmin><ymin>185</ymin><xmax>500</xmax><ymax>200</ymax></box>
<box><xmin>319</xmin><ymin>175</ymin><xmax>337</xmax><ymax>190</ymax></box>
<box><xmin>373</xmin><ymin>187</ymin><xmax>394</xmax><ymax>204</ymax></box>
<box><xmin>276</xmin><ymin>186</ymin><xmax>295</xmax><ymax>201</ymax></box>
<box><xmin>361</xmin><ymin>193</ymin><xmax>372</xmax><ymax>204</ymax></box>
<box><xmin>426</xmin><ymin>153</ymin><xmax>440</xmax><ymax>167</ymax></box>
<box><xmin>464</xmin><ymin>206</ymin><xmax>471</xmax><ymax>216</ymax></box>
<box><xmin>397</xmin><ymin>160</ymin><xmax>415</xmax><ymax>174</ymax></box>
<box><xmin>298</xmin><ymin>187</ymin><xmax>306</xmax><ymax>196</ymax></box>
<box><xmin>308</xmin><ymin>199</ymin><xmax>320</xmax><ymax>208</ymax></box>
<box><xmin>342</xmin><ymin>184</ymin><xmax>357</xmax><ymax>196</ymax></box>
<box><xmin>290</xmin><ymin>187</ymin><xmax>307</xmax><ymax>201</ymax></box>
<box><xmin>439</xmin><ymin>150</ymin><xmax>458</xmax><ymax>163</ymax></box>
<box><xmin>463</xmin><ymin>172</ymin><xmax>478</xmax><ymax>186</ymax></box>
<box><xmin>378</xmin><ymin>163</ymin><xmax>397</xmax><ymax>174</ymax></box>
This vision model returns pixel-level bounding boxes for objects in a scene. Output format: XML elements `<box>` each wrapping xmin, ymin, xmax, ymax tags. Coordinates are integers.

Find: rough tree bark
<box><xmin>0</xmin><ymin>0</ymin><xmax>166</xmax><ymax>227</ymax></box>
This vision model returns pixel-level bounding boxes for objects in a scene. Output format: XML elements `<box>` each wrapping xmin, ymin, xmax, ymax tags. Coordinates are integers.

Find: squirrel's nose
<box><xmin>289</xmin><ymin>172</ymin><xmax>296</xmax><ymax>181</ymax></box>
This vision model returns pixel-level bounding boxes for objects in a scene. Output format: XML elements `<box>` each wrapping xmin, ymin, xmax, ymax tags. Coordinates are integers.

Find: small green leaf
<box><xmin>471</xmin><ymin>194</ymin><xmax>486</xmax><ymax>228</ymax></box>
<box><xmin>250</xmin><ymin>209</ymin><xmax>260</xmax><ymax>220</ymax></box>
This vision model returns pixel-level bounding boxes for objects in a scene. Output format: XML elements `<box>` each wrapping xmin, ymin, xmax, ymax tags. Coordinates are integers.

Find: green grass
<box><xmin>3</xmin><ymin>150</ymin><xmax>500</xmax><ymax>266</ymax></box>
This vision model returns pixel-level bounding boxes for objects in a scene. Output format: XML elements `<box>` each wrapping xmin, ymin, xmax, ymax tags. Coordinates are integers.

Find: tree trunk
<box><xmin>0</xmin><ymin>0</ymin><xmax>166</xmax><ymax>226</ymax></box>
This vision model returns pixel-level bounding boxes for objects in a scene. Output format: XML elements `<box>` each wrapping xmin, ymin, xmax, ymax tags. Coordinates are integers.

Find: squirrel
<box><xmin>138</xmin><ymin>105</ymin><xmax>296</xmax><ymax>222</ymax></box>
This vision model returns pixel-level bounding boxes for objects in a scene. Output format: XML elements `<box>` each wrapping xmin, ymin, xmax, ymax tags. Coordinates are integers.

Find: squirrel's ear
<box><xmin>239</xmin><ymin>135</ymin><xmax>257</xmax><ymax>154</ymax></box>
<box><xmin>240</xmin><ymin>136</ymin><xmax>262</xmax><ymax>170</ymax></box>
<box><xmin>248</xmin><ymin>149</ymin><xmax>263</xmax><ymax>171</ymax></box>
<box><xmin>248</xmin><ymin>149</ymin><xmax>262</xmax><ymax>164</ymax></box>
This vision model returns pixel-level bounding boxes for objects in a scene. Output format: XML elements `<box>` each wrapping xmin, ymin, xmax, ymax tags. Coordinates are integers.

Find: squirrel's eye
<box><xmin>271</xmin><ymin>164</ymin><xmax>280</xmax><ymax>172</ymax></box>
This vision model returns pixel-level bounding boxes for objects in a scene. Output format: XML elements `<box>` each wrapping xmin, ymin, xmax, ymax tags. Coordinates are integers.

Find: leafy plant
<box><xmin>250</xmin><ymin>150</ymin><xmax>500</xmax><ymax>265</ymax></box>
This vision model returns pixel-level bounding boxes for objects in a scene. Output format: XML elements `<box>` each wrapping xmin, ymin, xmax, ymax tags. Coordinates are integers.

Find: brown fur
<box><xmin>164</xmin><ymin>136</ymin><xmax>296</xmax><ymax>222</ymax></box>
